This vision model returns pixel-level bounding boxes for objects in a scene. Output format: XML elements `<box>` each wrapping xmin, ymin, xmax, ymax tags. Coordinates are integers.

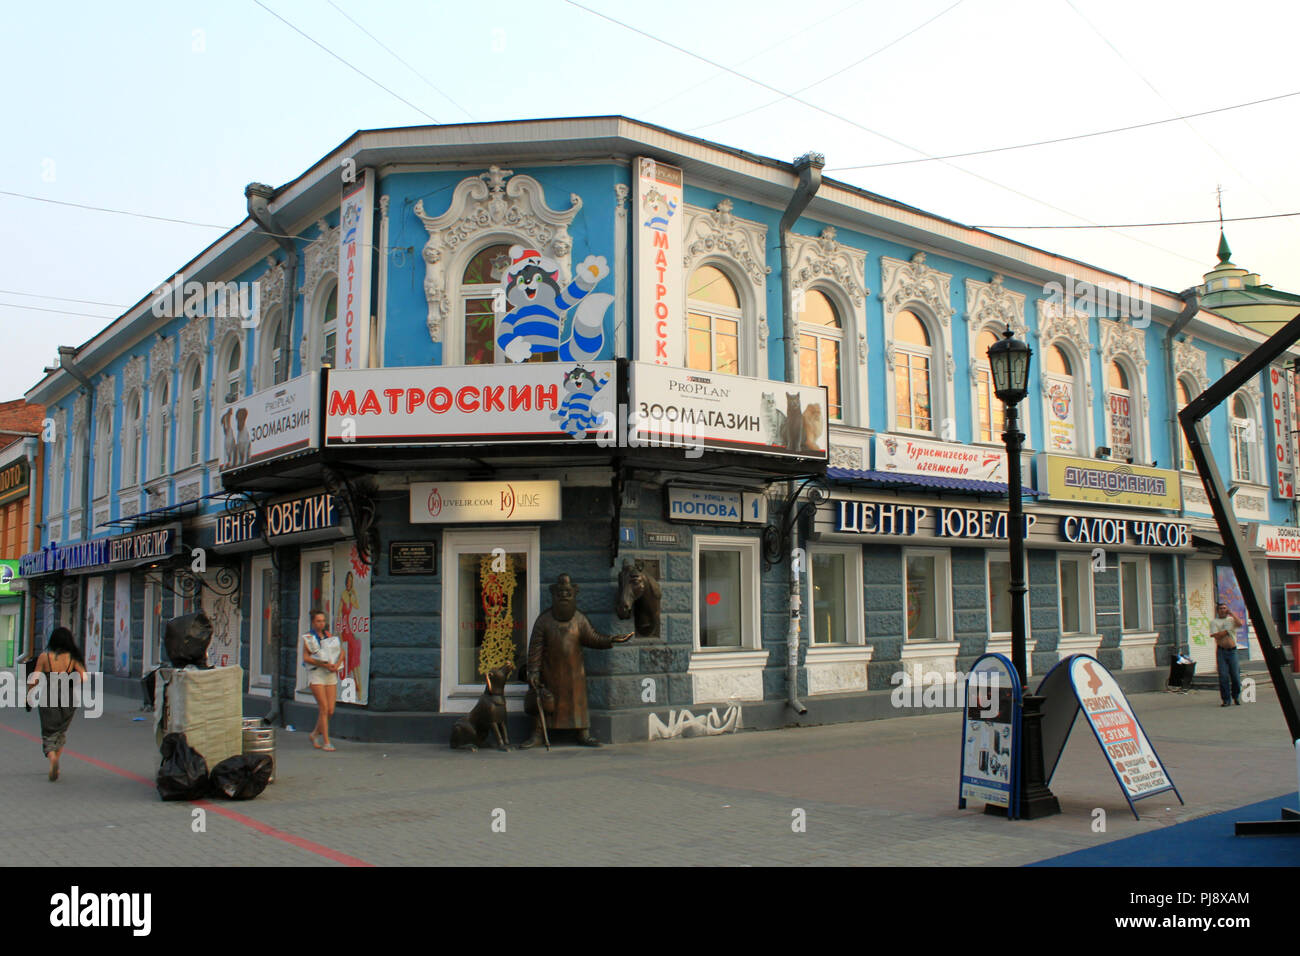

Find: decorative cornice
<box><xmin>413</xmin><ymin>166</ymin><xmax>581</xmax><ymax>344</ymax></box>
<box><xmin>1100</xmin><ymin>317</ymin><xmax>1149</xmax><ymax>372</ymax></box>
<box><xmin>299</xmin><ymin>219</ymin><xmax>341</xmax><ymax>303</ymax></box>
<box><xmin>829</xmin><ymin>444</ymin><xmax>864</xmax><ymax>469</ymax></box>
<box><xmin>1035</xmin><ymin>299</ymin><xmax>1092</xmax><ymax>358</ymax></box>
<box><xmin>880</xmin><ymin>252</ymin><xmax>953</xmax><ymax>326</ymax></box>
<box><xmin>95</xmin><ymin>373</ymin><xmax>115</xmax><ymax>409</ymax></box>
<box><xmin>149</xmin><ymin>335</ymin><xmax>175</xmax><ymax>381</ymax></box>
<box><xmin>73</xmin><ymin>394</ymin><xmax>88</xmax><ymax>432</ymax></box>
<box><xmin>257</xmin><ymin>257</ymin><xmax>289</xmax><ymax>319</ymax></box>
<box><xmin>122</xmin><ymin>355</ymin><xmax>145</xmax><ymax>396</ymax></box>
<box><xmin>1225</xmin><ymin>359</ymin><xmax>1263</xmax><ymax>403</ymax></box>
<box><xmin>178</xmin><ymin>315</ymin><xmax>208</xmax><ymax>373</ymax></box>
<box><xmin>790</xmin><ymin>227</ymin><xmax>868</xmax><ymax>306</ymax></box>
<box><xmin>683</xmin><ymin>200</ymin><xmax>770</xmax><ymax>288</ymax></box>
<box><xmin>965</xmin><ymin>275</ymin><xmax>1025</xmax><ymax>335</ymax></box>
<box><xmin>1173</xmin><ymin>339</ymin><xmax>1209</xmax><ymax>393</ymax></box>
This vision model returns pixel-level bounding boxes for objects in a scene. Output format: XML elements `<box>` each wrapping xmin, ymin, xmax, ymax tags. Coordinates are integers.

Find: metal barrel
<box><xmin>242</xmin><ymin>720</ymin><xmax>276</xmax><ymax>784</ymax></box>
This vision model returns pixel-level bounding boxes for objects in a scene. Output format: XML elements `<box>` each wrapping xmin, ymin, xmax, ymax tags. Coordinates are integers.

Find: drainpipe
<box><xmin>779</xmin><ymin>152</ymin><xmax>824</xmax><ymax>717</ymax></box>
<box><xmin>1165</xmin><ymin>289</ymin><xmax>1199</xmax><ymax>657</ymax></box>
<box><xmin>245</xmin><ymin>183</ymin><xmax>299</xmax><ymax>726</ymax></box>
<box><xmin>57</xmin><ymin>346</ymin><xmax>94</xmax><ymax>542</ymax></box>
<box><xmin>23</xmin><ymin>436</ymin><xmax>39</xmax><ymax>657</ymax></box>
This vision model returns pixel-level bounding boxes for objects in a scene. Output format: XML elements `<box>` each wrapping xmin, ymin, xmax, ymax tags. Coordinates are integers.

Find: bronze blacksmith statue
<box><xmin>520</xmin><ymin>574</ymin><xmax>632</xmax><ymax>748</ymax></box>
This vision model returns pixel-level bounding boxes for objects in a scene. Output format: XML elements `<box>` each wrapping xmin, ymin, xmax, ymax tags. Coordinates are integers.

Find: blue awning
<box><xmin>826</xmin><ymin>467</ymin><xmax>1044</xmax><ymax>497</ymax></box>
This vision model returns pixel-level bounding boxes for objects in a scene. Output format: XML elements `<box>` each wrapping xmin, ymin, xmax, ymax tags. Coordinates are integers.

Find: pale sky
<box><xmin>4</xmin><ymin>0</ymin><xmax>1298</xmax><ymax>399</ymax></box>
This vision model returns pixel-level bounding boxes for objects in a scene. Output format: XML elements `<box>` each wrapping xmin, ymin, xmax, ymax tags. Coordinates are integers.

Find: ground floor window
<box><xmin>1058</xmin><ymin>554</ymin><xmax>1094</xmax><ymax>634</ymax></box>
<box><xmin>807</xmin><ymin>544</ymin><xmax>863</xmax><ymax>645</ymax></box>
<box><xmin>441</xmin><ymin>529</ymin><xmax>540</xmax><ymax>711</ymax></box>
<box><xmin>143</xmin><ymin>579</ymin><xmax>165</xmax><ymax>673</ymax></box>
<box><xmin>694</xmin><ymin>535</ymin><xmax>760</xmax><ymax>650</ymax></box>
<box><xmin>1120</xmin><ymin>555</ymin><xmax>1152</xmax><ymax>632</ymax></box>
<box><xmin>0</xmin><ymin>606</ymin><xmax>17</xmax><ymax>667</ymax></box>
<box><xmin>903</xmin><ymin>549</ymin><xmax>951</xmax><ymax>642</ymax></box>
<box><xmin>987</xmin><ymin>555</ymin><xmax>1012</xmax><ymax>638</ymax></box>
<box><xmin>250</xmin><ymin>557</ymin><xmax>275</xmax><ymax>691</ymax></box>
<box><xmin>296</xmin><ymin>549</ymin><xmax>334</xmax><ymax>699</ymax></box>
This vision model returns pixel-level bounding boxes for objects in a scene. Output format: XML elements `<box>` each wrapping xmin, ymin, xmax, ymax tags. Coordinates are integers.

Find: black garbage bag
<box><xmin>163</xmin><ymin>612</ymin><xmax>213</xmax><ymax>668</ymax></box>
<box><xmin>209</xmin><ymin>754</ymin><xmax>273</xmax><ymax>800</ymax></box>
<box><xmin>156</xmin><ymin>733</ymin><xmax>209</xmax><ymax>801</ymax></box>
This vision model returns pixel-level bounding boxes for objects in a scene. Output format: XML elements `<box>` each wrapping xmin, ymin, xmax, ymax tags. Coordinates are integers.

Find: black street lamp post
<box><xmin>987</xmin><ymin>326</ymin><xmax>1060</xmax><ymax>820</ymax></box>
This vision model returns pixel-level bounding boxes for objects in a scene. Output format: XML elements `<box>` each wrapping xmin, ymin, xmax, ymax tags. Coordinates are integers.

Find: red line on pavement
<box><xmin>1</xmin><ymin>724</ymin><xmax>373</xmax><ymax>867</ymax></box>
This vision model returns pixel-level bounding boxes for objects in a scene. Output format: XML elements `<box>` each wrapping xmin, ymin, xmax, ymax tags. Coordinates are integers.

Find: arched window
<box><xmin>1230</xmin><ymin>394</ymin><xmax>1258</xmax><ymax>483</ymax></box>
<box><xmin>320</xmin><ymin>286</ymin><xmax>338</xmax><ymax>368</ymax></box>
<box><xmin>893</xmin><ymin>309</ymin><xmax>931</xmax><ymax>432</ymax></box>
<box><xmin>221</xmin><ymin>339</ymin><xmax>243</xmax><ymax>406</ymax></box>
<box><xmin>69</xmin><ymin>425</ymin><xmax>85</xmax><ymax>510</ymax></box>
<box><xmin>1043</xmin><ymin>344</ymin><xmax>1081</xmax><ymax>454</ymax></box>
<box><xmin>975</xmin><ymin>327</ymin><xmax>1005</xmax><ymax>444</ymax></box>
<box><xmin>48</xmin><ymin>428</ymin><xmax>64</xmax><ymax>515</ymax></box>
<box><xmin>94</xmin><ymin>405</ymin><xmax>113</xmax><ymax>497</ymax></box>
<box><xmin>461</xmin><ymin>244</ymin><xmax>510</xmax><ymax>365</ymax></box>
<box><xmin>122</xmin><ymin>391</ymin><xmax>142</xmax><ymax>487</ymax></box>
<box><xmin>1107</xmin><ymin>361</ymin><xmax>1136</xmax><ymax>461</ymax></box>
<box><xmin>150</xmin><ymin>376</ymin><xmax>170</xmax><ymax>479</ymax></box>
<box><xmin>687</xmin><ymin>265</ymin><xmax>741</xmax><ymax>375</ymax></box>
<box><xmin>1176</xmin><ymin>378</ymin><xmax>1196</xmax><ymax>471</ymax></box>
<box><xmin>182</xmin><ymin>360</ymin><xmax>203</xmax><ymax>468</ymax></box>
<box><xmin>259</xmin><ymin>311</ymin><xmax>285</xmax><ymax>387</ymax></box>
<box><xmin>798</xmin><ymin>290</ymin><xmax>843</xmax><ymax>421</ymax></box>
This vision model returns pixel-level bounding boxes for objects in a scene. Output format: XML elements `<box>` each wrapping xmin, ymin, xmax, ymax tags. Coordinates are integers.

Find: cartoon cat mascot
<box><xmin>496</xmin><ymin>246</ymin><xmax>613</xmax><ymax>364</ymax></box>
<box><xmin>552</xmin><ymin>366</ymin><xmax>611</xmax><ymax>438</ymax></box>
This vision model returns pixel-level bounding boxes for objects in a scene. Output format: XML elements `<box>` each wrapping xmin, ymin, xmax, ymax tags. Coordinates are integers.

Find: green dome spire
<box><xmin>1217</xmin><ymin>230</ymin><xmax>1232</xmax><ymax>264</ymax></box>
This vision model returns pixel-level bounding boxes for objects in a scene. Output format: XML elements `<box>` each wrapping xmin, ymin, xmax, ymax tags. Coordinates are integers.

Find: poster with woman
<box><xmin>84</xmin><ymin>576</ymin><xmax>104</xmax><ymax>673</ymax></box>
<box><xmin>332</xmin><ymin>542</ymin><xmax>371</xmax><ymax>705</ymax></box>
<box><xmin>114</xmin><ymin>574</ymin><xmax>131</xmax><ymax>675</ymax></box>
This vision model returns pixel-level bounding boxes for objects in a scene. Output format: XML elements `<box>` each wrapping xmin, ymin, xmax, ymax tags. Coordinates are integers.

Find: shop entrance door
<box><xmin>0</xmin><ymin>604</ymin><xmax>17</xmax><ymax>671</ymax></box>
<box><xmin>440</xmin><ymin>529</ymin><xmax>538</xmax><ymax>713</ymax></box>
<box><xmin>1185</xmin><ymin>558</ymin><xmax>1216</xmax><ymax>671</ymax></box>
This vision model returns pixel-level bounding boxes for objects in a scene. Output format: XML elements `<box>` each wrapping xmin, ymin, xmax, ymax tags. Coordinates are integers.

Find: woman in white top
<box><xmin>302</xmin><ymin>610</ymin><xmax>344</xmax><ymax>751</ymax></box>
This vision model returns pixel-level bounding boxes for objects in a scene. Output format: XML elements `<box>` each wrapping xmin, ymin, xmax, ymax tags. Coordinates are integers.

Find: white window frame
<box><xmin>1057</xmin><ymin>553</ymin><xmax>1096</xmax><ymax>636</ymax></box>
<box><xmin>249</xmin><ymin>555</ymin><xmax>275</xmax><ymax>695</ymax></box>
<box><xmin>439</xmin><ymin>528</ymin><xmax>541</xmax><ymax>712</ymax></box>
<box><xmin>1176</xmin><ymin>375</ymin><xmax>1198</xmax><ymax>472</ymax></box>
<box><xmin>804</xmin><ymin>543</ymin><xmax>865</xmax><ymax>647</ymax></box>
<box><xmin>121</xmin><ymin>390</ymin><xmax>142</xmax><ymax>491</ymax></box>
<box><xmin>1118</xmin><ymin>555</ymin><xmax>1152</xmax><ymax>634</ymax></box>
<box><xmin>1230</xmin><ymin>393</ymin><xmax>1261</xmax><ymax>484</ymax></box>
<box><xmin>965</xmin><ymin>277</ymin><xmax>1030</xmax><ymax>448</ymax></box>
<box><xmin>692</xmin><ymin>534</ymin><xmax>762</xmax><ymax>652</ymax></box>
<box><xmin>258</xmin><ymin>309</ymin><xmax>285</xmax><ymax>389</ymax></box>
<box><xmin>986</xmin><ymin>552</ymin><xmax>1013</xmax><ymax>640</ymax></box>
<box><xmin>456</xmin><ymin>241</ymin><xmax>514</xmax><ymax>366</ymax></box>
<box><xmin>901</xmin><ymin>547</ymin><xmax>952</xmax><ymax>643</ymax></box>
<box><xmin>1040</xmin><ymin>341</ymin><xmax>1089</xmax><ymax>456</ymax></box>
<box><xmin>296</xmin><ymin>547</ymin><xmax>334</xmax><ymax>703</ymax></box>
<box><xmin>142</xmin><ymin>578</ymin><xmax>162</xmax><ymax>673</ymax></box>
<box><xmin>94</xmin><ymin>404</ymin><xmax>113</xmax><ymax>499</ymax></box>
<box><xmin>1104</xmin><ymin>357</ymin><xmax>1143</xmax><ymax>463</ymax></box>
<box><xmin>882</xmin><ymin>253</ymin><xmax>955</xmax><ymax>438</ymax></box>
<box><xmin>796</xmin><ymin>286</ymin><xmax>848</xmax><ymax>424</ymax></box>
<box><xmin>179</xmin><ymin>358</ymin><xmax>203</xmax><ymax>469</ymax></box>
<box><xmin>687</xmin><ymin>263</ymin><xmax>745</xmax><ymax>377</ymax></box>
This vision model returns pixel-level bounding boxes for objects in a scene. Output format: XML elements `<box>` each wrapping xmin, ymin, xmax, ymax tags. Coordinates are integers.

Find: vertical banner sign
<box><xmin>1108</xmin><ymin>391</ymin><xmax>1132</xmax><ymax>461</ymax></box>
<box><xmin>113</xmin><ymin>574</ymin><xmax>131</xmax><ymax>676</ymax></box>
<box><xmin>333</xmin><ymin>541</ymin><xmax>371</xmax><ymax>705</ymax></box>
<box><xmin>958</xmin><ymin>653</ymin><xmax>1022</xmax><ymax>818</ymax></box>
<box><xmin>337</xmin><ymin>169</ymin><xmax>375</xmax><ymax>371</ymax></box>
<box><xmin>633</xmin><ymin>157</ymin><xmax>684</xmax><ymax>367</ymax></box>
<box><xmin>1045</xmin><ymin>375</ymin><xmax>1075</xmax><ymax>452</ymax></box>
<box><xmin>1269</xmin><ymin>365</ymin><xmax>1295</xmax><ymax>499</ymax></box>
<box><xmin>84</xmin><ymin>576</ymin><xmax>104</xmax><ymax>673</ymax></box>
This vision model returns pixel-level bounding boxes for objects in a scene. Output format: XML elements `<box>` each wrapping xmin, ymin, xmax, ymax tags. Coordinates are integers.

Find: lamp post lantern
<box><xmin>987</xmin><ymin>326</ymin><xmax>1060</xmax><ymax>819</ymax></box>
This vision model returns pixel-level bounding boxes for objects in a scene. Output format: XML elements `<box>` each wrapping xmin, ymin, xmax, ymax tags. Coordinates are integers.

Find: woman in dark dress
<box><xmin>26</xmin><ymin>627</ymin><xmax>88</xmax><ymax>781</ymax></box>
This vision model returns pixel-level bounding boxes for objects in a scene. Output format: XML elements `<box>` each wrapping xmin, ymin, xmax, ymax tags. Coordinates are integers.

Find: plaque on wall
<box><xmin>390</xmin><ymin>541</ymin><xmax>437</xmax><ymax>575</ymax></box>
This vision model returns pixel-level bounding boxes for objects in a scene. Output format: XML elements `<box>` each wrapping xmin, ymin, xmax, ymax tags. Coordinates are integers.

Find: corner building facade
<box><xmin>22</xmin><ymin>118</ymin><xmax>1300</xmax><ymax>742</ymax></box>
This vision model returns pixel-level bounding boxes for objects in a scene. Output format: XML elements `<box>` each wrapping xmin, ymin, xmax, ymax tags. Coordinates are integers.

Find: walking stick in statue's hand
<box><xmin>533</xmin><ymin>678</ymin><xmax>551</xmax><ymax>752</ymax></box>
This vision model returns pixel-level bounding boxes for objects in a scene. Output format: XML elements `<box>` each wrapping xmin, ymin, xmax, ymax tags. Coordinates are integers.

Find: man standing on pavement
<box><xmin>1210</xmin><ymin>601</ymin><xmax>1244</xmax><ymax>707</ymax></box>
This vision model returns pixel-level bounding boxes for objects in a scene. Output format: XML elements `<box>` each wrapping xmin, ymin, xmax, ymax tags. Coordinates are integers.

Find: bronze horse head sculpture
<box><xmin>615</xmin><ymin>558</ymin><xmax>661</xmax><ymax>639</ymax></box>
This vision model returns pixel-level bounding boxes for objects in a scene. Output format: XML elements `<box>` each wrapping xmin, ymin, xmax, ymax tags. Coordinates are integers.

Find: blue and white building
<box><xmin>19</xmin><ymin>117</ymin><xmax>1300</xmax><ymax>741</ymax></box>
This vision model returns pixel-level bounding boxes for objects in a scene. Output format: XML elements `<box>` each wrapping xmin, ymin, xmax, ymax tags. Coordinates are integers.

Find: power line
<box><xmin>251</xmin><ymin>0</ymin><xmax>440</xmax><ymax>124</ymax></box>
<box><xmin>688</xmin><ymin>0</ymin><xmax>967</xmax><ymax>132</ymax></box>
<box><xmin>564</xmin><ymin>0</ymin><xmax>1203</xmax><ymax>266</ymax></box>
<box><xmin>975</xmin><ymin>211</ymin><xmax>1300</xmax><ymax>230</ymax></box>
<box><xmin>0</xmin><ymin>289</ymin><xmax>128</xmax><ymax>308</ymax></box>
<box><xmin>0</xmin><ymin>190</ymin><xmax>227</xmax><ymax>228</ymax></box>
<box><xmin>0</xmin><ymin>302</ymin><xmax>122</xmax><ymax>320</ymax></box>
<box><xmin>827</xmin><ymin>86</ymin><xmax>1300</xmax><ymax>171</ymax></box>
<box><xmin>326</xmin><ymin>0</ymin><xmax>474</xmax><ymax>121</ymax></box>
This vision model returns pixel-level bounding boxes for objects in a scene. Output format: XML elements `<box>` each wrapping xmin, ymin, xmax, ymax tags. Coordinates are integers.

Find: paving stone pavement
<box><xmin>2</xmin><ymin>678</ymin><xmax>1296</xmax><ymax>866</ymax></box>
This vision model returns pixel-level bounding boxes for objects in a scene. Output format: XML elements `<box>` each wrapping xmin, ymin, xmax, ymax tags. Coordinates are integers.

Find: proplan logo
<box><xmin>50</xmin><ymin>886</ymin><xmax>151</xmax><ymax>936</ymax></box>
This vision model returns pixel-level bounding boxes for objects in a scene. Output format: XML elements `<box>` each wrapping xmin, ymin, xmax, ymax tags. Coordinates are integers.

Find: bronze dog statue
<box><xmin>450</xmin><ymin>663</ymin><xmax>515</xmax><ymax>752</ymax></box>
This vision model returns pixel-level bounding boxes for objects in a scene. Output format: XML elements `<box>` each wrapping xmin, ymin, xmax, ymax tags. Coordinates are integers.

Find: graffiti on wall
<box><xmin>647</xmin><ymin>705</ymin><xmax>742</xmax><ymax>741</ymax></box>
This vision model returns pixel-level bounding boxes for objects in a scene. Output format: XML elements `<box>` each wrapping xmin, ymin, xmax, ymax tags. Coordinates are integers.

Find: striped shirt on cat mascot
<box><xmin>552</xmin><ymin>366</ymin><xmax>611</xmax><ymax>437</ymax></box>
<box><xmin>496</xmin><ymin>246</ymin><xmax>613</xmax><ymax>363</ymax></box>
